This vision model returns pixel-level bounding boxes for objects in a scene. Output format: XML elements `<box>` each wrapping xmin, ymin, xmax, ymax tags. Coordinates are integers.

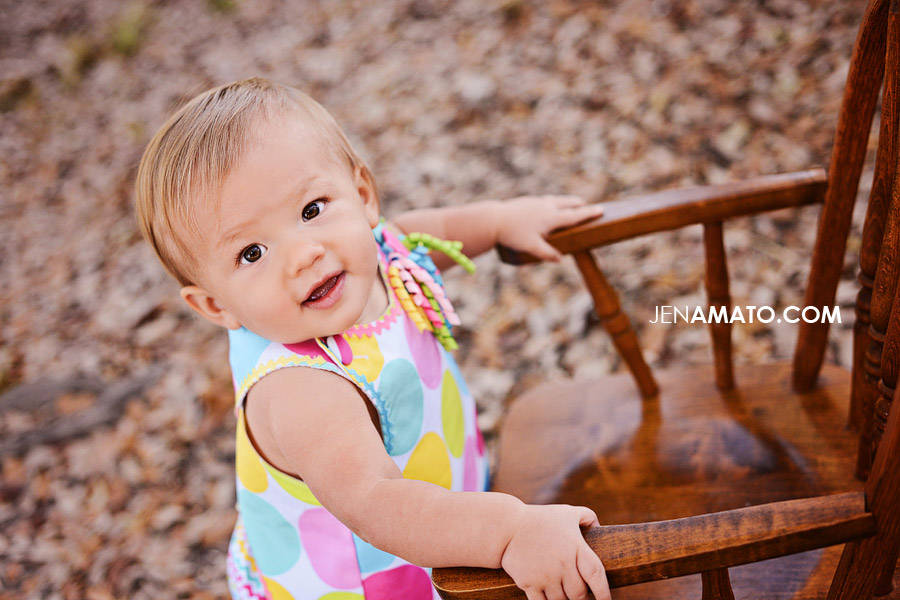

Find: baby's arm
<box><xmin>246</xmin><ymin>366</ymin><xmax>611</xmax><ymax>600</ymax></box>
<box><xmin>392</xmin><ymin>196</ymin><xmax>605</xmax><ymax>268</ymax></box>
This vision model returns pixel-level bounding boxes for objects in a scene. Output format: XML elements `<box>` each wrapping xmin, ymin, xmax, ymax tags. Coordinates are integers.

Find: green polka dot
<box><xmin>238</xmin><ymin>489</ymin><xmax>301</xmax><ymax>576</ymax></box>
<box><xmin>378</xmin><ymin>359</ymin><xmax>424</xmax><ymax>455</ymax></box>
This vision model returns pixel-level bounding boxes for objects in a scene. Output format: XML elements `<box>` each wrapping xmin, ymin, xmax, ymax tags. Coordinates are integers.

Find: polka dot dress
<box><xmin>225</xmin><ymin>231</ymin><xmax>489</xmax><ymax>600</ymax></box>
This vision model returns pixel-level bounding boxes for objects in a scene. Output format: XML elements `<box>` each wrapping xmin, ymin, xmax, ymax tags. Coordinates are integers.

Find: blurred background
<box><xmin>0</xmin><ymin>0</ymin><xmax>874</xmax><ymax>597</ymax></box>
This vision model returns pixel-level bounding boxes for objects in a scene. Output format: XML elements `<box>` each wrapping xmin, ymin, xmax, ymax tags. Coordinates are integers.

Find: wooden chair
<box><xmin>433</xmin><ymin>1</ymin><xmax>900</xmax><ymax>598</ymax></box>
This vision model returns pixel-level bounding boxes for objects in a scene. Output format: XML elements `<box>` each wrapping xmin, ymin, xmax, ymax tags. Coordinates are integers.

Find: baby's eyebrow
<box><xmin>216</xmin><ymin>174</ymin><xmax>322</xmax><ymax>249</ymax></box>
<box><xmin>218</xmin><ymin>224</ymin><xmax>249</xmax><ymax>249</ymax></box>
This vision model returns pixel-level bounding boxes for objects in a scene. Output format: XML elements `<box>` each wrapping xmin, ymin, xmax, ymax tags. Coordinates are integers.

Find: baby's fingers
<box><xmin>577</xmin><ymin>506</ymin><xmax>600</xmax><ymax>529</ymax></box>
<box><xmin>521</xmin><ymin>587</ymin><xmax>548</xmax><ymax>600</ymax></box>
<box><xmin>528</xmin><ymin>236</ymin><xmax>563</xmax><ymax>263</ymax></box>
<box><xmin>551</xmin><ymin>202</ymin><xmax>605</xmax><ymax>229</ymax></box>
<box><xmin>562</xmin><ymin>567</ymin><xmax>590</xmax><ymax>600</ymax></box>
<box><xmin>577</xmin><ymin>544</ymin><xmax>611</xmax><ymax>600</ymax></box>
<box><xmin>539</xmin><ymin>582</ymin><xmax>568</xmax><ymax>600</ymax></box>
<box><xmin>551</xmin><ymin>195</ymin><xmax>587</xmax><ymax>208</ymax></box>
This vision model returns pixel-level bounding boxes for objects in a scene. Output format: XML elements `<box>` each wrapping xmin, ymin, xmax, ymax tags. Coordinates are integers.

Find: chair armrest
<box><xmin>431</xmin><ymin>492</ymin><xmax>874</xmax><ymax>598</ymax></box>
<box><xmin>498</xmin><ymin>168</ymin><xmax>828</xmax><ymax>265</ymax></box>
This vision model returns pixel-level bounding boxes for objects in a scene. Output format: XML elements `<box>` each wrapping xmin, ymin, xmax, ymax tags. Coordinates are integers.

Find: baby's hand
<box><xmin>496</xmin><ymin>195</ymin><xmax>604</xmax><ymax>262</ymax></box>
<box><xmin>501</xmin><ymin>503</ymin><xmax>611</xmax><ymax>600</ymax></box>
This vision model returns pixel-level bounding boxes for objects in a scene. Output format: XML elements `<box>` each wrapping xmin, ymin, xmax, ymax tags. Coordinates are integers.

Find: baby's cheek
<box><xmin>258</xmin><ymin>298</ymin><xmax>301</xmax><ymax>337</ymax></box>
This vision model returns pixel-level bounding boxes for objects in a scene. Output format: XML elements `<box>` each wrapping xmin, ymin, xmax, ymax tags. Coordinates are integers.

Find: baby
<box><xmin>136</xmin><ymin>77</ymin><xmax>609</xmax><ymax>600</ymax></box>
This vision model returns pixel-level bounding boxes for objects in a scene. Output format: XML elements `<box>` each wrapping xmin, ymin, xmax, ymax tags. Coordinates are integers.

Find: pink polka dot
<box><xmin>298</xmin><ymin>508</ymin><xmax>361</xmax><ymax>590</ymax></box>
<box><xmin>464</xmin><ymin>436</ymin><xmax>479</xmax><ymax>492</ymax></box>
<box><xmin>335</xmin><ymin>335</ymin><xmax>353</xmax><ymax>365</ymax></box>
<box><xmin>475</xmin><ymin>412</ymin><xmax>485</xmax><ymax>457</ymax></box>
<box><xmin>285</xmin><ymin>339</ymin><xmax>330</xmax><ymax>360</ymax></box>
<box><xmin>403</xmin><ymin>314</ymin><xmax>442</xmax><ymax>389</ymax></box>
<box><xmin>362</xmin><ymin>565</ymin><xmax>433</xmax><ymax>600</ymax></box>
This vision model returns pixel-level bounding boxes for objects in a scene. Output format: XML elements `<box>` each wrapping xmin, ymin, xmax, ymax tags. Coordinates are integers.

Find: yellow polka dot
<box><xmin>236</xmin><ymin>413</ymin><xmax>268</xmax><ymax>493</ymax></box>
<box><xmin>403</xmin><ymin>432</ymin><xmax>452</xmax><ymax>489</ymax></box>
<box><xmin>263</xmin><ymin>576</ymin><xmax>296</xmax><ymax>600</ymax></box>
<box><xmin>264</xmin><ymin>464</ymin><xmax>322</xmax><ymax>506</ymax></box>
<box><xmin>344</xmin><ymin>334</ymin><xmax>384</xmax><ymax>382</ymax></box>
<box><xmin>441</xmin><ymin>371</ymin><xmax>464</xmax><ymax>458</ymax></box>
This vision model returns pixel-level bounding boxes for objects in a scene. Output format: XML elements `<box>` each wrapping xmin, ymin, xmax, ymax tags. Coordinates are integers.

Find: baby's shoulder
<box><xmin>249</xmin><ymin>361</ymin><xmax>359</xmax><ymax>404</ymax></box>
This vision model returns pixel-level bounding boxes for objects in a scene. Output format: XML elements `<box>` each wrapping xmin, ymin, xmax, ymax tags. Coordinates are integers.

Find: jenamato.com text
<box><xmin>649</xmin><ymin>305</ymin><xmax>842</xmax><ymax>325</ymax></box>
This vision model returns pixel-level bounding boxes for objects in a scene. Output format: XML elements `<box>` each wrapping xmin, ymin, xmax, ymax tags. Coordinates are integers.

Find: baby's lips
<box><xmin>302</xmin><ymin>271</ymin><xmax>341</xmax><ymax>303</ymax></box>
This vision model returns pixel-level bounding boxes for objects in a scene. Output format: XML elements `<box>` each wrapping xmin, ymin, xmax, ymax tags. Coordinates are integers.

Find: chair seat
<box><xmin>490</xmin><ymin>361</ymin><xmax>899</xmax><ymax>599</ymax></box>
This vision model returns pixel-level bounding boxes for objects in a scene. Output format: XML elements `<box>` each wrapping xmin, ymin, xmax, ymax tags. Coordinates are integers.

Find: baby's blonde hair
<box><xmin>135</xmin><ymin>77</ymin><xmax>373</xmax><ymax>286</ymax></box>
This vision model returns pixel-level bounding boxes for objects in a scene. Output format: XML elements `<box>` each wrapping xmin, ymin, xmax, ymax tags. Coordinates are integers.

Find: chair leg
<box><xmin>875</xmin><ymin>549</ymin><xmax>899</xmax><ymax>596</ymax></box>
<box><xmin>572</xmin><ymin>250</ymin><xmax>658</xmax><ymax>399</ymax></box>
<box><xmin>701</xmin><ymin>568</ymin><xmax>735</xmax><ymax>600</ymax></box>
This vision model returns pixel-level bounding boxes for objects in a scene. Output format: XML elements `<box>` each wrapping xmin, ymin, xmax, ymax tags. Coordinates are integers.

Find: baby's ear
<box><xmin>355</xmin><ymin>165</ymin><xmax>381</xmax><ymax>228</ymax></box>
<box><xmin>180</xmin><ymin>285</ymin><xmax>242</xmax><ymax>330</ymax></box>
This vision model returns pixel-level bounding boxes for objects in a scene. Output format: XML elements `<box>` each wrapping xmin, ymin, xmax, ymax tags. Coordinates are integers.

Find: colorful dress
<box><xmin>225</xmin><ymin>224</ymin><xmax>489</xmax><ymax>600</ymax></box>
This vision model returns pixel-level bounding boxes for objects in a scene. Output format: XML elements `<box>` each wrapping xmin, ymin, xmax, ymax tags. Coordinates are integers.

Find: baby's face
<box><xmin>182</xmin><ymin>116</ymin><xmax>386</xmax><ymax>343</ymax></box>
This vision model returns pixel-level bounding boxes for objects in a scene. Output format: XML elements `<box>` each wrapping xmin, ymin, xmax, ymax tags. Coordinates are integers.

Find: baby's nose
<box><xmin>287</xmin><ymin>237</ymin><xmax>326</xmax><ymax>275</ymax></box>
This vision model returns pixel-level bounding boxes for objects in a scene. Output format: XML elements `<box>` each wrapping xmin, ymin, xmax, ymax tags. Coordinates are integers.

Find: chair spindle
<box><xmin>853</xmin><ymin>274</ymin><xmax>874</xmax><ymax>432</ymax></box>
<box><xmin>848</xmin><ymin>0</ymin><xmax>898</xmax><ymax>436</ymax></box>
<box><xmin>701</xmin><ymin>568</ymin><xmax>735</xmax><ymax>600</ymax></box>
<box><xmin>876</xmin><ymin>214</ymin><xmax>900</xmax><ymax>472</ymax></box>
<box><xmin>858</xmin><ymin>2</ymin><xmax>900</xmax><ymax>478</ymax></box>
<box><xmin>872</xmin><ymin>0</ymin><xmax>900</xmax><ymax>473</ymax></box>
<box><xmin>794</xmin><ymin>0</ymin><xmax>889</xmax><ymax>392</ymax></box>
<box><xmin>572</xmin><ymin>250</ymin><xmax>659</xmax><ymax>399</ymax></box>
<box><xmin>703</xmin><ymin>221</ymin><xmax>734</xmax><ymax>390</ymax></box>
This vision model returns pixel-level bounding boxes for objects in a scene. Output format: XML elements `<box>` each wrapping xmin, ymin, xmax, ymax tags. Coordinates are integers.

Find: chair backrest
<box><xmin>793</xmin><ymin>0</ymin><xmax>893</xmax><ymax>397</ymax></box>
<box><xmin>816</xmin><ymin>0</ymin><xmax>898</xmax><ymax>482</ymax></box>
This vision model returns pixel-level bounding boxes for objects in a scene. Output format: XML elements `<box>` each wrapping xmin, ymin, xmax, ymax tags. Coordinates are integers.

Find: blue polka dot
<box><xmin>377</xmin><ymin>359</ymin><xmax>424</xmax><ymax>456</ymax></box>
<box><xmin>237</xmin><ymin>489</ymin><xmax>301</xmax><ymax>576</ymax></box>
<box><xmin>229</xmin><ymin>328</ymin><xmax>271</xmax><ymax>383</ymax></box>
<box><xmin>353</xmin><ymin>534</ymin><xmax>395</xmax><ymax>573</ymax></box>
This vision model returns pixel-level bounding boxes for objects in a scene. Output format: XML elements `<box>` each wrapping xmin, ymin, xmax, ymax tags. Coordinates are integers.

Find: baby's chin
<box><xmin>256</xmin><ymin>314</ymin><xmax>369</xmax><ymax>345</ymax></box>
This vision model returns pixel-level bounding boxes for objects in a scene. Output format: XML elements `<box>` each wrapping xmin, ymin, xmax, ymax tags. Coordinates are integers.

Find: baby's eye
<box><xmin>302</xmin><ymin>199</ymin><xmax>327</xmax><ymax>222</ymax></box>
<box><xmin>239</xmin><ymin>244</ymin><xmax>267</xmax><ymax>265</ymax></box>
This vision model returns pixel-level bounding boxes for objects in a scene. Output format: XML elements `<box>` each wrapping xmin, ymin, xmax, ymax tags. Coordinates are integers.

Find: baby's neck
<box><xmin>356</xmin><ymin>265</ymin><xmax>389</xmax><ymax>325</ymax></box>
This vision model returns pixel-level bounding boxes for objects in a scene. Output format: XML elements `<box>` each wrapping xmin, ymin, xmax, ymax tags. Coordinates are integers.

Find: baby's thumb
<box><xmin>577</xmin><ymin>506</ymin><xmax>600</xmax><ymax>528</ymax></box>
<box><xmin>531</xmin><ymin>237</ymin><xmax>563</xmax><ymax>262</ymax></box>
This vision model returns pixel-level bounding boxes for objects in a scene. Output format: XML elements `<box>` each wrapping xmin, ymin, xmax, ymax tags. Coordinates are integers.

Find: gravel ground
<box><xmin>0</xmin><ymin>0</ymin><xmax>875</xmax><ymax>597</ymax></box>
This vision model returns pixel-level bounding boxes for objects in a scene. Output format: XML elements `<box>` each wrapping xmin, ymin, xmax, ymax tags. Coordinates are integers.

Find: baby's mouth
<box><xmin>303</xmin><ymin>273</ymin><xmax>343</xmax><ymax>304</ymax></box>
